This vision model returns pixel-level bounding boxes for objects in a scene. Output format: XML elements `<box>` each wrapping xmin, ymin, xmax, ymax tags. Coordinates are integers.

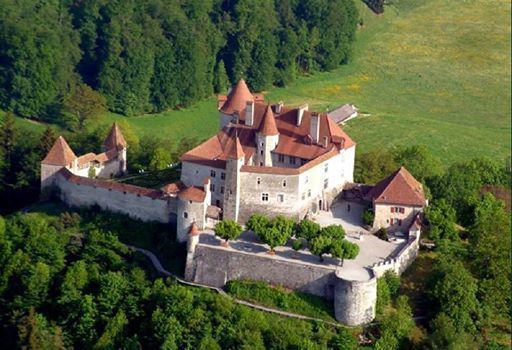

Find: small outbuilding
<box><xmin>327</xmin><ymin>104</ymin><xmax>358</xmax><ymax>124</ymax></box>
<box><xmin>365</xmin><ymin>167</ymin><xmax>426</xmax><ymax>233</ymax></box>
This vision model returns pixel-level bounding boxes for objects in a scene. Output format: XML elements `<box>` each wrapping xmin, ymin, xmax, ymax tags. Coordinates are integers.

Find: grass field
<box><xmin>225</xmin><ymin>280</ymin><xmax>337</xmax><ymax>322</ymax></box>
<box><xmin>10</xmin><ymin>0</ymin><xmax>511</xmax><ymax>164</ymax></box>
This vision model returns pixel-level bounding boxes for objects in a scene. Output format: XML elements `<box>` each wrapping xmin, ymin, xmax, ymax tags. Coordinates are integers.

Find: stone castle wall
<box><xmin>187</xmin><ymin>244</ymin><xmax>338</xmax><ymax>298</ymax></box>
<box><xmin>185</xmin><ymin>241</ymin><xmax>378</xmax><ymax>326</ymax></box>
<box><xmin>372</xmin><ymin>233</ymin><xmax>420</xmax><ymax>277</ymax></box>
<box><xmin>55</xmin><ymin>172</ymin><xmax>176</xmax><ymax>224</ymax></box>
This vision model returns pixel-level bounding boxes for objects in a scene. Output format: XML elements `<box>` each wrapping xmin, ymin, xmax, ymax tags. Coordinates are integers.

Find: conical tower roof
<box><xmin>103</xmin><ymin>123</ymin><xmax>127</xmax><ymax>150</ymax></box>
<box><xmin>42</xmin><ymin>136</ymin><xmax>77</xmax><ymax>166</ymax></box>
<box><xmin>229</xmin><ymin>133</ymin><xmax>245</xmax><ymax>160</ymax></box>
<box><xmin>220</xmin><ymin>79</ymin><xmax>253</xmax><ymax>114</ymax></box>
<box><xmin>258</xmin><ymin>104</ymin><xmax>279</xmax><ymax>136</ymax></box>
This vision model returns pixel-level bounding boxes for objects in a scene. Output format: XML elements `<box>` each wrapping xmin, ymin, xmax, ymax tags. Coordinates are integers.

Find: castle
<box><xmin>41</xmin><ymin>79</ymin><xmax>357</xmax><ymax>242</ymax></box>
<box><xmin>41</xmin><ymin>79</ymin><xmax>426</xmax><ymax>326</ymax></box>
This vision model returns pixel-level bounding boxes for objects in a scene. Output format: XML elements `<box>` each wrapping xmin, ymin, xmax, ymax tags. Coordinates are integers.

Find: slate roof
<box><xmin>327</xmin><ymin>104</ymin><xmax>357</xmax><ymax>124</ymax></box>
<box><xmin>366</xmin><ymin>167</ymin><xmax>426</xmax><ymax>207</ymax></box>
<box><xmin>42</xmin><ymin>136</ymin><xmax>77</xmax><ymax>166</ymax></box>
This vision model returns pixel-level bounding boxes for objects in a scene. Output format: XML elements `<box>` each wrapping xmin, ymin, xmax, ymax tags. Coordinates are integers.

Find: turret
<box><xmin>219</xmin><ymin>79</ymin><xmax>254</xmax><ymax>129</ymax></box>
<box><xmin>41</xmin><ymin>136</ymin><xmax>77</xmax><ymax>191</ymax></box>
<box><xmin>256</xmin><ymin>104</ymin><xmax>279</xmax><ymax>167</ymax></box>
<box><xmin>223</xmin><ymin>133</ymin><xmax>245</xmax><ymax>221</ymax></box>
<box><xmin>103</xmin><ymin>123</ymin><xmax>128</xmax><ymax>174</ymax></box>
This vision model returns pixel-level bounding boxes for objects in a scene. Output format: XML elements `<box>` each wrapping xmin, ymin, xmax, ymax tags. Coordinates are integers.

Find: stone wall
<box><xmin>372</xmin><ymin>233</ymin><xmax>420</xmax><ymax>278</ymax></box>
<box><xmin>185</xmin><ymin>240</ymin><xmax>380</xmax><ymax>326</ymax></box>
<box><xmin>55</xmin><ymin>172</ymin><xmax>175</xmax><ymax>223</ymax></box>
<box><xmin>334</xmin><ymin>270</ymin><xmax>377</xmax><ymax>326</ymax></box>
<box><xmin>187</xmin><ymin>243</ymin><xmax>338</xmax><ymax>299</ymax></box>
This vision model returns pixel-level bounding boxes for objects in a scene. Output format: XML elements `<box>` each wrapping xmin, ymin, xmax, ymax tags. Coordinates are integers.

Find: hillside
<box><xmin>10</xmin><ymin>0</ymin><xmax>512</xmax><ymax>164</ymax></box>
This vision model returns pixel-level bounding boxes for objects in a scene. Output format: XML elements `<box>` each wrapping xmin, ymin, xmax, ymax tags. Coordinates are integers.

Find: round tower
<box><xmin>333</xmin><ymin>268</ymin><xmax>377</xmax><ymax>326</ymax></box>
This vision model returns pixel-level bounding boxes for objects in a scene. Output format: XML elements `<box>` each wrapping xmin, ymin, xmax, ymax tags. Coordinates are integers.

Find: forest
<box><xmin>0</xmin><ymin>0</ymin><xmax>358</xmax><ymax>121</ymax></box>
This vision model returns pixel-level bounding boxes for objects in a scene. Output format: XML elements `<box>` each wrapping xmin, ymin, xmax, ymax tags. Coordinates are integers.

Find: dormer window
<box><xmin>289</xmin><ymin>156</ymin><xmax>296</xmax><ymax>165</ymax></box>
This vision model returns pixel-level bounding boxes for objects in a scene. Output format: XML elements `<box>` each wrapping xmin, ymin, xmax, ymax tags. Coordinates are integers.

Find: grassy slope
<box><xmin>10</xmin><ymin>0</ymin><xmax>511</xmax><ymax>164</ymax></box>
<box><xmin>266</xmin><ymin>0</ymin><xmax>511</xmax><ymax>163</ymax></box>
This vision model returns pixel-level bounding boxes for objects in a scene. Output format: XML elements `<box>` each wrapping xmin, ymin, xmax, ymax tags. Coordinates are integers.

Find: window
<box><xmin>220</xmin><ymin>186</ymin><xmax>225</xmax><ymax>194</ymax></box>
<box><xmin>301</xmin><ymin>193</ymin><xmax>306</xmax><ymax>200</ymax></box>
<box><xmin>398</xmin><ymin>219</ymin><xmax>402</xmax><ymax>226</ymax></box>
<box><xmin>257</xmin><ymin>177</ymin><xmax>261</xmax><ymax>185</ymax></box>
<box><xmin>210</xmin><ymin>184</ymin><xmax>215</xmax><ymax>192</ymax></box>
<box><xmin>260</xmin><ymin>162</ymin><xmax>263</xmax><ymax>166</ymax></box>
<box><xmin>221</xmin><ymin>172</ymin><xmax>226</xmax><ymax>180</ymax></box>
<box><xmin>324</xmin><ymin>178</ymin><xmax>328</xmax><ymax>189</ymax></box>
<box><xmin>289</xmin><ymin>156</ymin><xmax>296</xmax><ymax>165</ymax></box>
<box><xmin>277</xmin><ymin>194</ymin><xmax>284</xmax><ymax>203</ymax></box>
<box><xmin>183</xmin><ymin>212</ymin><xmax>188</xmax><ymax>219</ymax></box>
<box><xmin>260</xmin><ymin>150</ymin><xmax>263</xmax><ymax>156</ymax></box>
<box><xmin>261</xmin><ymin>142</ymin><xmax>264</xmax><ymax>147</ymax></box>
<box><xmin>305</xmin><ymin>176</ymin><xmax>309</xmax><ymax>184</ymax></box>
<box><xmin>262</xmin><ymin>193</ymin><xmax>269</xmax><ymax>201</ymax></box>
<box><xmin>301</xmin><ymin>159</ymin><xmax>307</xmax><ymax>165</ymax></box>
<box><xmin>399</xmin><ymin>207</ymin><xmax>405</xmax><ymax>214</ymax></box>
<box><xmin>278</xmin><ymin>154</ymin><xmax>285</xmax><ymax>162</ymax></box>
<box><xmin>324</xmin><ymin>163</ymin><xmax>329</xmax><ymax>173</ymax></box>
<box><xmin>390</xmin><ymin>207</ymin><xmax>395</xmax><ymax>213</ymax></box>
<box><xmin>282</xmin><ymin>179</ymin><xmax>287</xmax><ymax>187</ymax></box>
<box><xmin>210</xmin><ymin>170</ymin><xmax>216</xmax><ymax>178</ymax></box>
<box><xmin>308</xmin><ymin>189</ymin><xmax>311</xmax><ymax>197</ymax></box>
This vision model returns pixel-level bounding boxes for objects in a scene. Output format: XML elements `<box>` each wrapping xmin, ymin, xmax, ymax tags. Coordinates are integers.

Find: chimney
<box><xmin>275</xmin><ymin>101</ymin><xmax>284</xmax><ymax>114</ymax></box>
<box><xmin>322</xmin><ymin>136</ymin><xmax>329</xmax><ymax>148</ymax></box>
<box><xmin>310</xmin><ymin>113</ymin><xmax>320</xmax><ymax>143</ymax></box>
<box><xmin>245</xmin><ymin>100</ymin><xmax>254</xmax><ymax>126</ymax></box>
<box><xmin>297</xmin><ymin>103</ymin><xmax>308</xmax><ymax>126</ymax></box>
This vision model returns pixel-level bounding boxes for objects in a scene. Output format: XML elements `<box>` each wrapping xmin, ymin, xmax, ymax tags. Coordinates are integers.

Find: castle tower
<box><xmin>256</xmin><ymin>104</ymin><xmax>279</xmax><ymax>167</ymax></box>
<box><xmin>102</xmin><ymin>123</ymin><xmax>128</xmax><ymax>175</ymax></box>
<box><xmin>218</xmin><ymin>79</ymin><xmax>254</xmax><ymax>129</ymax></box>
<box><xmin>184</xmin><ymin>222</ymin><xmax>200</xmax><ymax>281</ymax></box>
<box><xmin>41</xmin><ymin>136</ymin><xmax>77</xmax><ymax>190</ymax></box>
<box><xmin>223</xmin><ymin>133</ymin><xmax>245</xmax><ymax>221</ymax></box>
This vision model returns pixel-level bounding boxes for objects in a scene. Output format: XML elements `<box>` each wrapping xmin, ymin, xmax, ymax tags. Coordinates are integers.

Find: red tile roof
<box><xmin>160</xmin><ymin>181</ymin><xmax>186</xmax><ymax>195</ymax></box>
<box><xmin>58</xmin><ymin>168</ymin><xmax>163</xmax><ymax>199</ymax></box>
<box><xmin>220</xmin><ymin>79</ymin><xmax>254</xmax><ymax>114</ymax></box>
<box><xmin>181</xmin><ymin>102</ymin><xmax>355</xmax><ymax>171</ymax></box>
<box><xmin>225</xmin><ymin>133</ymin><xmax>245</xmax><ymax>159</ymax></box>
<box><xmin>178</xmin><ymin>186</ymin><xmax>206</xmax><ymax>202</ymax></box>
<box><xmin>76</xmin><ymin>149</ymin><xmax>118</xmax><ymax>166</ymax></box>
<box><xmin>42</xmin><ymin>136</ymin><xmax>77</xmax><ymax>166</ymax></box>
<box><xmin>259</xmin><ymin>104</ymin><xmax>279</xmax><ymax>136</ymax></box>
<box><xmin>366</xmin><ymin>167</ymin><xmax>426</xmax><ymax>207</ymax></box>
<box><xmin>103</xmin><ymin>123</ymin><xmax>127</xmax><ymax>150</ymax></box>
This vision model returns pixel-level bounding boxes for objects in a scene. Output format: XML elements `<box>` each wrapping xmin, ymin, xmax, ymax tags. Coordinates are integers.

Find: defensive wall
<box><xmin>51</xmin><ymin>169</ymin><xmax>177</xmax><ymax>224</ymax></box>
<box><xmin>185</xmin><ymin>223</ymin><xmax>421</xmax><ymax>326</ymax></box>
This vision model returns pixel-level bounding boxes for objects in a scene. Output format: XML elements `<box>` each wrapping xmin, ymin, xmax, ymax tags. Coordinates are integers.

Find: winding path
<box><xmin>126</xmin><ymin>245</ymin><xmax>343</xmax><ymax>328</ymax></box>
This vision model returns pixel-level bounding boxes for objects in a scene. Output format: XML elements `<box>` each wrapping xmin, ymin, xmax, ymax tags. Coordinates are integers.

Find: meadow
<box><xmin>10</xmin><ymin>0</ymin><xmax>511</xmax><ymax>165</ymax></box>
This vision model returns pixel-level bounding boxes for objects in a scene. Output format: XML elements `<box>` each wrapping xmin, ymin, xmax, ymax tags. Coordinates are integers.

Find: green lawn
<box><xmin>225</xmin><ymin>280</ymin><xmax>337</xmax><ymax>323</ymax></box>
<box><xmin>11</xmin><ymin>0</ymin><xmax>511</xmax><ymax>165</ymax></box>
